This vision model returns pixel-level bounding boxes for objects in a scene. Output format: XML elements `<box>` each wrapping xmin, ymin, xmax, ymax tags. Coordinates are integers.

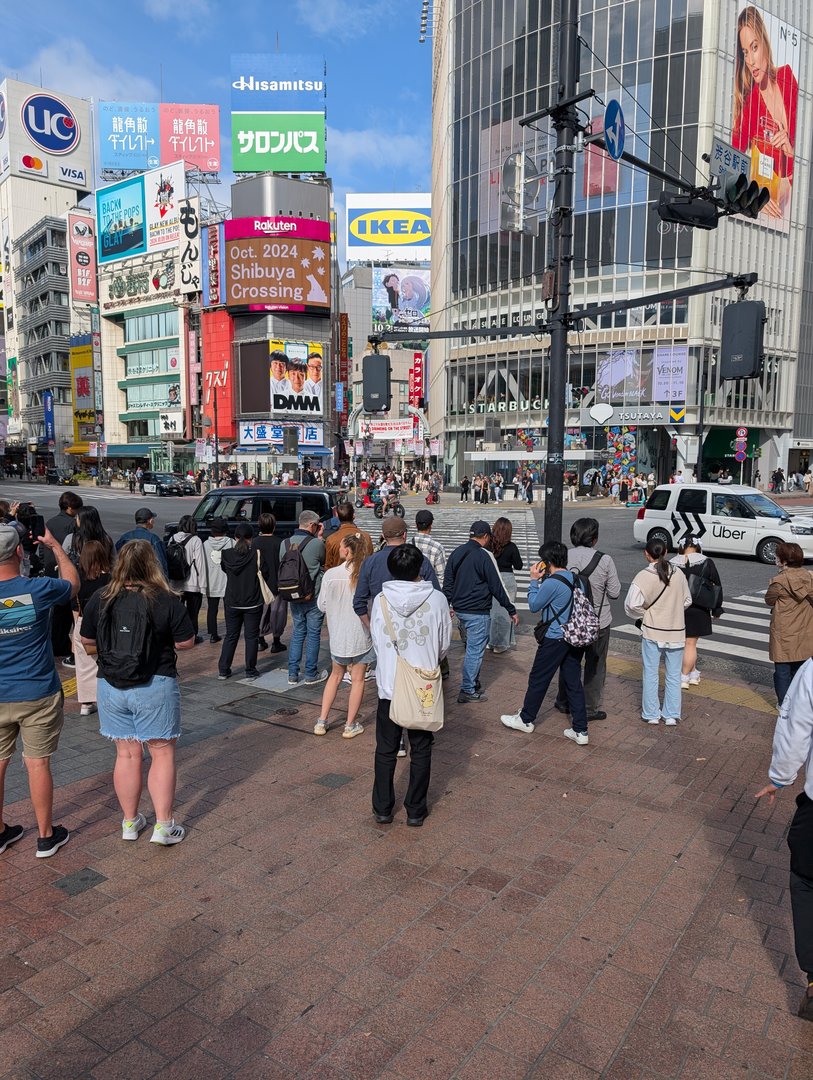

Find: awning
<box><xmin>64</xmin><ymin>445</ymin><xmax>90</xmax><ymax>455</ymax></box>
<box><xmin>102</xmin><ymin>444</ymin><xmax>160</xmax><ymax>458</ymax></box>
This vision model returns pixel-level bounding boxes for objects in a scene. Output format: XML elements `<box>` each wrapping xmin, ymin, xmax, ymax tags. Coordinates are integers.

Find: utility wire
<box><xmin>579</xmin><ymin>37</ymin><xmax>700</xmax><ymax>189</ymax></box>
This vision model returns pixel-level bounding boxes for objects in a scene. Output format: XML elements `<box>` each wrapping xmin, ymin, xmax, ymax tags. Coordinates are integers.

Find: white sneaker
<box><xmin>150</xmin><ymin>820</ymin><xmax>186</xmax><ymax>846</ymax></box>
<box><xmin>121</xmin><ymin>813</ymin><xmax>147</xmax><ymax>841</ymax></box>
<box><xmin>79</xmin><ymin>703</ymin><xmax>97</xmax><ymax>716</ymax></box>
<box><xmin>500</xmin><ymin>712</ymin><xmax>534</xmax><ymax>733</ymax></box>
<box><xmin>364</xmin><ymin>668</ymin><xmax>376</xmax><ymax>681</ymax></box>
<box><xmin>681</xmin><ymin>678</ymin><xmax>691</xmax><ymax>690</ymax></box>
<box><xmin>663</xmin><ymin>717</ymin><xmax>679</xmax><ymax>726</ymax></box>
<box><xmin>642</xmin><ymin>717</ymin><xmax>660</xmax><ymax>725</ymax></box>
<box><xmin>563</xmin><ymin>728</ymin><xmax>589</xmax><ymax>746</ymax></box>
<box><xmin>313</xmin><ymin>718</ymin><xmax>329</xmax><ymax>736</ymax></box>
<box><xmin>341</xmin><ymin>673</ymin><xmax>351</xmax><ymax>685</ymax></box>
<box><xmin>688</xmin><ymin>671</ymin><xmax>701</xmax><ymax>685</ymax></box>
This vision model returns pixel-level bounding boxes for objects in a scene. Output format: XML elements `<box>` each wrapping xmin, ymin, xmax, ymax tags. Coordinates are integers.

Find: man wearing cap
<box><xmin>115</xmin><ymin>508</ymin><xmax>168</xmax><ymax>576</ymax></box>
<box><xmin>443</xmin><ymin>521</ymin><xmax>518</xmax><ymax>703</ymax></box>
<box><xmin>0</xmin><ymin>523</ymin><xmax>80</xmax><ymax>858</ymax></box>
<box><xmin>353</xmin><ymin>516</ymin><xmax>439</xmax><ymax>631</ymax></box>
<box><xmin>411</xmin><ymin>510</ymin><xmax>446</xmax><ymax>584</ymax></box>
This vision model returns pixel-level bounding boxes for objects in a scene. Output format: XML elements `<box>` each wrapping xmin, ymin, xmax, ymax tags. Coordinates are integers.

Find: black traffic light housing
<box><xmin>362</xmin><ymin>354</ymin><xmax>391</xmax><ymax>412</ymax></box>
<box><xmin>283</xmin><ymin>427</ymin><xmax>299</xmax><ymax>454</ymax></box>
<box><xmin>657</xmin><ymin>191</ymin><xmax>719</xmax><ymax>230</ymax></box>
<box><xmin>723</xmin><ymin>174</ymin><xmax>771</xmax><ymax>219</ymax></box>
<box><xmin>720</xmin><ymin>300</ymin><xmax>766</xmax><ymax>380</ymax></box>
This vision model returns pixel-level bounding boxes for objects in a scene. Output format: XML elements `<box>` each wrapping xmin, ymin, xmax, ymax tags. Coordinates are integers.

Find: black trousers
<box><xmin>182</xmin><ymin>591</ymin><xmax>203</xmax><ymax>636</ymax></box>
<box><xmin>51</xmin><ymin>599</ymin><xmax>74</xmax><ymax>658</ymax></box>
<box><xmin>520</xmin><ymin>637</ymin><xmax>587</xmax><ymax>732</ymax></box>
<box><xmin>373</xmin><ymin>697</ymin><xmax>433</xmax><ymax>819</ymax></box>
<box><xmin>207</xmin><ymin>596</ymin><xmax>222</xmax><ymax>636</ymax></box>
<box><xmin>788</xmin><ymin>791</ymin><xmax>813</xmax><ymax>980</ymax></box>
<box><xmin>555</xmin><ymin>625</ymin><xmax>611</xmax><ymax>715</ymax></box>
<box><xmin>219</xmin><ymin>606</ymin><xmax>262</xmax><ymax>676</ymax></box>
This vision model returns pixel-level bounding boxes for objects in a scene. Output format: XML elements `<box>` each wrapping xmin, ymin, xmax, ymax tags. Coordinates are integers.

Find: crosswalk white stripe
<box><xmin>716</xmin><ymin>614</ymin><xmax>769</xmax><ymax>629</ymax></box>
<box><xmin>718</xmin><ymin>602</ymin><xmax>770</xmax><ymax>616</ymax></box>
<box><xmin>612</xmin><ymin>623</ymin><xmax>769</xmax><ymax>663</ymax></box>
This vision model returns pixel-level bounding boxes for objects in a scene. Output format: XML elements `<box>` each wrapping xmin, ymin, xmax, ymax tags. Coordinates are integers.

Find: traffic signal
<box><xmin>283</xmin><ymin>427</ymin><xmax>299</xmax><ymax>454</ymax></box>
<box><xmin>657</xmin><ymin>191</ymin><xmax>719</xmax><ymax>230</ymax></box>
<box><xmin>720</xmin><ymin>300</ymin><xmax>766</xmax><ymax>380</ymax></box>
<box><xmin>362</xmin><ymin>354</ymin><xmax>391</xmax><ymax>412</ymax></box>
<box><xmin>723</xmin><ymin>173</ymin><xmax>771</xmax><ymax>219</ymax></box>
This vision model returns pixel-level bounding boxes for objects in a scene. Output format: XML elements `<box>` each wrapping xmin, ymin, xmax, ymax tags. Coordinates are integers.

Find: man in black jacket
<box><xmin>443</xmin><ymin>520</ymin><xmax>518</xmax><ymax>703</ymax></box>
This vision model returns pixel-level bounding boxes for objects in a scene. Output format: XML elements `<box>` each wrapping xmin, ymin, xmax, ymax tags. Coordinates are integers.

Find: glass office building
<box><xmin>431</xmin><ymin>0</ymin><xmax>813</xmax><ymax>484</ymax></box>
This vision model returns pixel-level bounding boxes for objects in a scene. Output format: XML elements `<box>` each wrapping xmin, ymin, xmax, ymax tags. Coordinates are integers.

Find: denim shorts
<box><xmin>97</xmin><ymin>675</ymin><xmax>182</xmax><ymax>743</ymax></box>
<box><xmin>331</xmin><ymin>646</ymin><xmax>376</xmax><ymax>667</ymax></box>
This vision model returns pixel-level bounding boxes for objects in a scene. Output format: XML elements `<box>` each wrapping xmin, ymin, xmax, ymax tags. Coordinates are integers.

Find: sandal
<box><xmin>342</xmin><ymin>722</ymin><xmax>364</xmax><ymax>739</ymax></box>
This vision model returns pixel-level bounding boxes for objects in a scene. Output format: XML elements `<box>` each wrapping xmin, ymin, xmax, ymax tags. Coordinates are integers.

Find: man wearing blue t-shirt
<box><xmin>0</xmin><ymin>524</ymin><xmax>80</xmax><ymax>858</ymax></box>
<box><xmin>116</xmin><ymin>507</ymin><xmax>168</xmax><ymax>575</ymax></box>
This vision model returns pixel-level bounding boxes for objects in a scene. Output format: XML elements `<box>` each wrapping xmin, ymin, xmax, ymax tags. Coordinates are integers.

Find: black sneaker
<box><xmin>36</xmin><ymin>825</ymin><xmax>70</xmax><ymax>859</ymax></box>
<box><xmin>270</xmin><ymin>641</ymin><xmax>287</xmax><ymax>653</ymax></box>
<box><xmin>457</xmin><ymin>690</ymin><xmax>488</xmax><ymax>703</ymax></box>
<box><xmin>553</xmin><ymin>701</ymin><xmax>571</xmax><ymax>715</ymax></box>
<box><xmin>0</xmin><ymin>824</ymin><xmax>23</xmax><ymax>854</ymax></box>
<box><xmin>210</xmin><ymin>635</ymin><xmax>221</xmax><ymax>644</ymax></box>
<box><xmin>799</xmin><ymin>987</ymin><xmax>813</xmax><ymax>1022</ymax></box>
<box><xmin>257</xmin><ymin>639</ymin><xmax>269</xmax><ymax>652</ymax></box>
<box><xmin>62</xmin><ymin>656</ymin><xmax>76</xmax><ymax>669</ymax></box>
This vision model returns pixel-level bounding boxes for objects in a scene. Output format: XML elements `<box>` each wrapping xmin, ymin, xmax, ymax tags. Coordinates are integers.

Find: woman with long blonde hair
<box><xmin>314</xmin><ymin>532</ymin><xmax>375</xmax><ymax>738</ymax></box>
<box><xmin>80</xmin><ymin>540</ymin><xmax>195</xmax><ymax>846</ymax></box>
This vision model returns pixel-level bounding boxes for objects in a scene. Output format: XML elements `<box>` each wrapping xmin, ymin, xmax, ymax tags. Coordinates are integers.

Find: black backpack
<box><xmin>166</xmin><ymin>535</ymin><xmax>192</xmax><ymax>583</ymax></box>
<box><xmin>96</xmin><ymin>589</ymin><xmax>157</xmax><ymax>688</ymax></box>
<box><xmin>277</xmin><ymin>534</ymin><xmax>316</xmax><ymax>603</ymax></box>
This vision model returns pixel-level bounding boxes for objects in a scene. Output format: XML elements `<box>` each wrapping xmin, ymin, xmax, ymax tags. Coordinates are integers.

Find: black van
<box><xmin>165</xmin><ymin>486</ymin><xmax>340</xmax><ymax>542</ymax></box>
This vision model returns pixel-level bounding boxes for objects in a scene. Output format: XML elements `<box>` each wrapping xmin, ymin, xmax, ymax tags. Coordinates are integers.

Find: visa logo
<box><xmin>349</xmin><ymin>209</ymin><xmax>431</xmax><ymax>246</ymax></box>
<box><xmin>59</xmin><ymin>165</ymin><xmax>87</xmax><ymax>183</ymax></box>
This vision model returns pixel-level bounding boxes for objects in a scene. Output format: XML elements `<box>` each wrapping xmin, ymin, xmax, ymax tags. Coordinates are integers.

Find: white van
<box><xmin>633</xmin><ymin>484</ymin><xmax>813</xmax><ymax>564</ymax></box>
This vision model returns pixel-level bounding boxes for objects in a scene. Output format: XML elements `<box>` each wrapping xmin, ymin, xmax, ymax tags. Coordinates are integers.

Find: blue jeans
<box><xmin>457</xmin><ymin>611</ymin><xmax>490</xmax><ymax>694</ymax></box>
<box><xmin>288</xmin><ymin>600</ymin><xmax>324</xmax><ymax>681</ymax></box>
<box><xmin>775</xmin><ymin>661</ymin><xmax>806</xmax><ymax>706</ymax></box>
<box><xmin>641</xmin><ymin>638</ymin><xmax>684</xmax><ymax>721</ymax></box>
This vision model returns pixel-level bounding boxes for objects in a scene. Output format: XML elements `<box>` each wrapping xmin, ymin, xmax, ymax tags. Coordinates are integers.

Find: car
<box><xmin>140</xmin><ymin>471</ymin><xmax>184</xmax><ymax>497</ymax></box>
<box><xmin>633</xmin><ymin>483</ymin><xmax>813</xmax><ymax>564</ymax></box>
<box><xmin>164</xmin><ymin>485</ymin><xmax>341</xmax><ymax>543</ymax></box>
<box><xmin>173</xmin><ymin>474</ymin><xmax>197</xmax><ymax>496</ymax></box>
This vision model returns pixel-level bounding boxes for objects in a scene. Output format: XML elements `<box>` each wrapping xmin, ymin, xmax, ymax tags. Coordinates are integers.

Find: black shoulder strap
<box><xmin>580</xmin><ymin>551</ymin><xmax>604</xmax><ymax>579</ymax></box>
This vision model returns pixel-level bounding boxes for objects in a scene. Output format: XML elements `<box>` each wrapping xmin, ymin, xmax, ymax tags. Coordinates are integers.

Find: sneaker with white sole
<box><xmin>688</xmin><ymin>671</ymin><xmax>701</xmax><ymax>685</ymax></box>
<box><xmin>36</xmin><ymin>825</ymin><xmax>70</xmax><ymax>858</ymax></box>
<box><xmin>342</xmin><ymin>722</ymin><xmax>364</xmax><ymax>739</ymax></box>
<box><xmin>397</xmin><ymin>735</ymin><xmax>407</xmax><ymax>757</ymax></box>
<box><xmin>304</xmin><ymin>670</ymin><xmax>329</xmax><ymax>686</ymax></box>
<box><xmin>79</xmin><ymin>703</ymin><xmax>97</xmax><ymax>716</ymax></box>
<box><xmin>149</xmin><ymin>820</ymin><xmax>186</xmax><ymax>846</ymax></box>
<box><xmin>341</xmin><ymin>673</ymin><xmax>352</xmax><ymax>686</ymax></box>
<box><xmin>642</xmin><ymin>717</ymin><xmax>660</xmax><ymax>725</ymax></box>
<box><xmin>680</xmin><ymin>678</ymin><xmax>691</xmax><ymax>690</ymax></box>
<box><xmin>500</xmin><ymin>712</ymin><xmax>534</xmax><ymax>733</ymax></box>
<box><xmin>313</xmin><ymin>718</ymin><xmax>329</xmax><ymax>736</ymax></box>
<box><xmin>121</xmin><ymin>813</ymin><xmax>147</xmax><ymax>841</ymax></box>
<box><xmin>663</xmin><ymin>717</ymin><xmax>680</xmax><ymax>726</ymax></box>
<box><xmin>563</xmin><ymin>727</ymin><xmax>589</xmax><ymax>746</ymax></box>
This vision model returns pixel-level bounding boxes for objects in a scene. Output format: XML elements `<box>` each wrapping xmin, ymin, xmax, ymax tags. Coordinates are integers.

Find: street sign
<box><xmin>603</xmin><ymin>100</ymin><xmax>625</xmax><ymax>161</ymax></box>
<box><xmin>735</xmin><ymin>450</ymin><xmax>747</xmax><ymax>462</ymax></box>
<box><xmin>736</xmin><ymin>426</ymin><xmax>748</xmax><ymax>438</ymax></box>
<box><xmin>710</xmin><ymin>136</ymin><xmax>750</xmax><ymax>188</ymax></box>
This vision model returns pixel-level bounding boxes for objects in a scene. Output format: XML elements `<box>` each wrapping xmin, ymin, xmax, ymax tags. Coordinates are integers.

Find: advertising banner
<box><xmin>338</xmin><ymin>311</ymin><xmax>349</xmax><ymax>425</ymax></box>
<box><xmin>372</xmin><ymin>267</ymin><xmax>431</xmax><ymax>334</ymax></box>
<box><xmin>411</xmin><ymin>352</ymin><xmax>424</xmax><ymax>405</ymax></box>
<box><xmin>98</xmin><ymin>250</ymin><xmax>183</xmax><ymax>313</ymax></box>
<box><xmin>43</xmin><ymin>390</ymin><xmax>55</xmax><ymax>448</ymax></box>
<box><xmin>368</xmin><ymin>418</ymin><xmax>414</xmax><ymax>441</ymax></box>
<box><xmin>159</xmin><ymin>103</ymin><xmax>220</xmax><ymax>171</ymax></box>
<box><xmin>144</xmin><ymin>160</ymin><xmax>186</xmax><ymax>253</ymax></box>
<box><xmin>224</xmin><ymin>217</ymin><xmax>330</xmax><ymax>313</ymax></box>
<box><xmin>730</xmin><ymin>5</ymin><xmax>800</xmax><ymax>232</ymax></box>
<box><xmin>202</xmin><ymin>222</ymin><xmax>225</xmax><ymax>307</ymax></box>
<box><xmin>97</xmin><ymin>102</ymin><xmax>159</xmax><ymax>171</ymax></box>
<box><xmin>96</xmin><ymin>174</ymin><xmax>146</xmax><ymax>264</ymax></box>
<box><xmin>67</xmin><ymin>211</ymin><xmax>98</xmax><ymax>304</ymax></box>
<box><xmin>178</xmin><ymin>196</ymin><xmax>201</xmax><ymax>294</ymax></box>
<box><xmin>269</xmin><ymin>340</ymin><xmax>323</xmax><ymax>417</ymax></box>
<box><xmin>230</xmin><ymin>54</ymin><xmax>326</xmax><ymax>112</ymax></box>
<box><xmin>158</xmin><ymin>410</ymin><xmax>184</xmax><ymax>436</ymax></box>
<box><xmin>239</xmin><ymin>420</ymin><xmax>324</xmax><ymax>447</ymax></box>
<box><xmin>90</xmin><ymin>307</ymin><xmax>103</xmax><ymax>413</ymax></box>
<box><xmin>70</xmin><ymin>338</ymin><xmax>94</xmax><ymax>448</ymax></box>
<box><xmin>231</xmin><ymin>111</ymin><xmax>326</xmax><ymax>173</ymax></box>
<box><xmin>0</xmin><ymin>79</ymin><xmax>91</xmax><ymax>190</ymax></box>
<box><xmin>596</xmin><ymin>349</ymin><xmax>647</xmax><ymax>403</ymax></box>
<box><xmin>652</xmin><ymin>345</ymin><xmax>689</xmax><ymax>402</ymax></box>
<box><xmin>346</xmin><ymin>193</ymin><xmax>431</xmax><ymax>262</ymax></box>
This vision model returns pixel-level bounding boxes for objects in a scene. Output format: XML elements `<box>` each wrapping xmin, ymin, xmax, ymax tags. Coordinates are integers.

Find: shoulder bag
<box><xmin>683</xmin><ymin>560</ymin><xmax>723</xmax><ymax>612</ymax></box>
<box><xmin>256</xmin><ymin>550</ymin><xmax>274</xmax><ymax>606</ymax></box>
<box><xmin>380</xmin><ymin>596</ymin><xmax>444</xmax><ymax>732</ymax></box>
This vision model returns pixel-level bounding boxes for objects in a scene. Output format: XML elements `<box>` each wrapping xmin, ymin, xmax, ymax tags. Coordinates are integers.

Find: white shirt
<box><xmin>317</xmin><ymin>563</ymin><xmax>372</xmax><ymax>659</ymax></box>
<box><xmin>304</xmin><ymin>379</ymin><xmax>322</xmax><ymax>397</ymax></box>
<box><xmin>271</xmin><ymin>378</ymin><xmax>291</xmax><ymax>395</ymax></box>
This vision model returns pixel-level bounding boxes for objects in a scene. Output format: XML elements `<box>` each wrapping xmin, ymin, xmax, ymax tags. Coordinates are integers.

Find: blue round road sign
<box><xmin>603</xmin><ymin>100</ymin><xmax>625</xmax><ymax>161</ymax></box>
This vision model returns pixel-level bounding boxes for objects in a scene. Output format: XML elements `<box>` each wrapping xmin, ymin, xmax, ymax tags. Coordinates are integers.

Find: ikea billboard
<box><xmin>346</xmin><ymin>193</ymin><xmax>431</xmax><ymax>262</ymax></box>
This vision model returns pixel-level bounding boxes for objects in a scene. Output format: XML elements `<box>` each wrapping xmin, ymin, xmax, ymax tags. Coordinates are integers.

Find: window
<box><xmin>301</xmin><ymin>494</ymin><xmax>329</xmax><ymax>519</ymax></box>
<box><xmin>259</xmin><ymin>497</ymin><xmax>298</xmax><ymax>522</ymax></box>
<box><xmin>124</xmin><ymin>309</ymin><xmax>179</xmax><ymax>343</ymax></box>
<box><xmin>712</xmin><ymin>494</ymin><xmax>752</xmax><ymax>518</ymax></box>
<box><xmin>646</xmin><ymin>489</ymin><xmax>671</xmax><ymax>511</ymax></box>
<box><xmin>676</xmin><ymin>489</ymin><xmax>707</xmax><ymax>514</ymax></box>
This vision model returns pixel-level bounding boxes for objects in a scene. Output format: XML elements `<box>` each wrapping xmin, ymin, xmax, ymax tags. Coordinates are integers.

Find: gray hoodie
<box><xmin>370</xmin><ymin>579</ymin><xmax>453</xmax><ymax>700</ymax></box>
<box><xmin>203</xmin><ymin>534</ymin><xmax>235</xmax><ymax>598</ymax></box>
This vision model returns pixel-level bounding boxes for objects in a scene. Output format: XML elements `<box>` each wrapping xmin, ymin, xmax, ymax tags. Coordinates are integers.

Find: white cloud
<box><xmin>327</xmin><ymin>126</ymin><xmax>430</xmax><ymax>186</ymax></box>
<box><xmin>144</xmin><ymin>0</ymin><xmax>213</xmax><ymax>21</ymax></box>
<box><xmin>294</xmin><ymin>0</ymin><xmax>384</xmax><ymax>40</ymax></box>
<box><xmin>1</xmin><ymin>39</ymin><xmax>158</xmax><ymax>101</ymax></box>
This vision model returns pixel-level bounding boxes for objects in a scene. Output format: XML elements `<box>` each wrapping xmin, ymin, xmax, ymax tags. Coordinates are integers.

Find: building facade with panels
<box><xmin>430</xmin><ymin>0</ymin><xmax>813</xmax><ymax>485</ymax></box>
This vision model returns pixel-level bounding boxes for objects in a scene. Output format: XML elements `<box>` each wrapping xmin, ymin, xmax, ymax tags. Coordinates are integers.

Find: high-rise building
<box><xmin>430</xmin><ymin>0</ymin><xmax>813</xmax><ymax>485</ymax></box>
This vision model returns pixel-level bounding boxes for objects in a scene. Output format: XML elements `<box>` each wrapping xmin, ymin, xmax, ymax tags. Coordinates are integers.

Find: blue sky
<box><xmin>0</xmin><ymin>0</ymin><xmax>432</xmax><ymax>251</ymax></box>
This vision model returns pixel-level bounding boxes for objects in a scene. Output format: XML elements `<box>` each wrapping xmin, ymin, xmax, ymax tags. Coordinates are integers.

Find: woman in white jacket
<box><xmin>369</xmin><ymin>544</ymin><xmax>452</xmax><ymax>826</ymax></box>
<box><xmin>203</xmin><ymin>517</ymin><xmax>234</xmax><ymax>642</ymax></box>
<box><xmin>168</xmin><ymin>515</ymin><xmax>207</xmax><ymax>643</ymax></box>
<box><xmin>314</xmin><ymin>532</ymin><xmax>374</xmax><ymax>738</ymax></box>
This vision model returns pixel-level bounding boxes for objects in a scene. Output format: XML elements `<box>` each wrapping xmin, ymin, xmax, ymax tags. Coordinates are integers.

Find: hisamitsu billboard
<box><xmin>230</xmin><ymin>54</ymin><xmax>325</xmax><ymax>113</ymax></box>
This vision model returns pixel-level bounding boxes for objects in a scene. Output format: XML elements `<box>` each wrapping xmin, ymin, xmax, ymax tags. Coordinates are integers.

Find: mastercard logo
<box><xmin>21</xmin><ymin>154</ymin><xmax>45</xmax><ymax>171</ymax></box>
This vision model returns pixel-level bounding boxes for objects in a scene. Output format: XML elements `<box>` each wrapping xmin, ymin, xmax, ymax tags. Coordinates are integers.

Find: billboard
<box><xmin>98</xmin><ymin>249</ymin><xmax>183</xmax><ymax>313</ymax></box>
<box><xmin>202</xmin><ymin>222</ymin><xmax>225</xmax><ymax>306</ymax></box>
<box><xmin>67</xmin><ymin>211</ymin><xmax>98</xmax><ymax>304</ymax></box>
<box><xmin>240</xmin><ymin>421</ymin><xmax>324</xmax><ymax>447</ymax></box>
<box><xmin>0</xmin><ymin>79</ymin><xmax>91</xmax><ymax>190</ymax></box>
<box><xmin>159</xmin><ymin>103</ymin><xmax>220</xmax><ymax>171</ymax></box>
<box><xmin>346</xmin><ymin>193</ymin><xmax>431</xmax><ymax>261</ymax></box>
<box><xmin>178</xmin><ymin>197</ymin><xmax>201</xmax><ymax>294</ymax></box>
<box><xmin>269</xmin><ymin>340</ymin><xmax>323</xmax><ymax>417</ymax></box>
<box><xmin>70</xmin><ymin>337</ymin><xmax>94</xmax><ymax>449</ymax></box>
<box><xmin>731</xmin><ymin>5</ymin><xmax>800</xmax><ymax>231</ymax></box>
<box><xmin>224</xmin><ymin>217</ymin><xmax>330</xmax><ymax>313</ymax></box>
<box><xmin>96</xmin><ymin>161</ymin><xmax>187</xmax><ymax>264</ymax></box>
<box><xmin>230</xmin><ymin>54</ymin><xmax>326</xmax><ymax>174</ymax></box>
<box><xmin>97</xmin><ymin>102</ymin><xmax>159</xmax><ymax>171</ymax></box>
<box><xmin>371</xmin><ymin>267</ymin><xmax>431</xmax><ymax>334</ymax></box>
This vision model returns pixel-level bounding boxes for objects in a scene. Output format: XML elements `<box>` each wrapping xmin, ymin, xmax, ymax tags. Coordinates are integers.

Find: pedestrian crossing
<box><xmin>612</xmin><ymin>592</ymin><xmax>771</xmax><ymax>666</ymax></box>
<box><xmin>354</xmin><ymin>504</ymin><xmax>541</xmax><ymax>612</ymax></box>
<box><xmin>783</xmin><ymin>502</ymin><xmax>813</xmax><ymax>516</ymax></box>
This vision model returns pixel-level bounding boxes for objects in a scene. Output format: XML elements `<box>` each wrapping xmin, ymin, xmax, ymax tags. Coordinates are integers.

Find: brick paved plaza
<box><xmin>0</xmin><ymin>632</ymin><xmax>811</xmax><ymax>1079</ymax></box>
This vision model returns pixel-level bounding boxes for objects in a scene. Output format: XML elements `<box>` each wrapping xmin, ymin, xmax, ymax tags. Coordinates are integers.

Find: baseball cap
<box><xmin>381</xmin><ymin>515</ymin><xmax>407</xmax><ymax>539</ymax></box>
<box><xmin>134</xmin><ymin>507</ymin><xmax>157</xmax><ymax>523</ymax></box>
<box><xmin>415</xmin><ymin>510</ymin><xmax>434</xmax><ymax>529</ymax></box>
<box><xmin>0</xmin><ymin>525</ymin><xmax>23</xmax><ymax>563</ymax></box>
<box><xmin>470</xmin><ymin>520</ymin><xmax>492</xmax><ymax>538</ymax></box>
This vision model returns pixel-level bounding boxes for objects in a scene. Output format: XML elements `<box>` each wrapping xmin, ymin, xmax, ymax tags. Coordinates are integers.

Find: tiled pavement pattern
<box><xmin>0</xmin><ymin>635</ymin><xmax>811</xmax><ymax>1079</ymax></box>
